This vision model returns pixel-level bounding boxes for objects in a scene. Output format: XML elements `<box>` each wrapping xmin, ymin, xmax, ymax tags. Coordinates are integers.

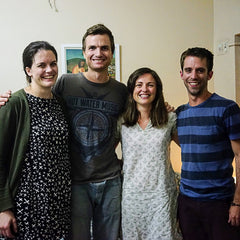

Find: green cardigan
<box><xmin>0</xmin><ymin>89</ymin><xmax>30</xmax><ymax>212</ymax></box>
<box><xmin>0</xmin><ymin>89</ymin><xmax>69</xmax><ymax>212</ymax></box>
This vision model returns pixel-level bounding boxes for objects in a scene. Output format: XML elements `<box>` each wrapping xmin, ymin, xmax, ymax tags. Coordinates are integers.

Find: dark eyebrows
<box><xmin>184</xmin><ymin>67</ymin><xmax>206</xmax><ymax>72</ymax></box>
<box><xmin>183</xmin><ymin>67</ymin><xmax>192</xmax><ymax>72</ymax></box>
<box><xmin>87</xmin><ymin>45</ymin><xmax>110</xmax><ymax>50</ymax></box>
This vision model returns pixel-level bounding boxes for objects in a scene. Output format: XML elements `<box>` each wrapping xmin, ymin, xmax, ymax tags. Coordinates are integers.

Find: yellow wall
<box><xmin>214</xmin><ymin>0</ymin><xmax>240</xmax><ymax>177</ymax></box>
<box><xmin>0</xmin><ymin>0</ymin><xmax>214</xmax><ymax>173</ymax></box>
<box><xmin>214</xmin><ymin>0</ymin><xmax>240</xmax><ymax>101</ymax></box>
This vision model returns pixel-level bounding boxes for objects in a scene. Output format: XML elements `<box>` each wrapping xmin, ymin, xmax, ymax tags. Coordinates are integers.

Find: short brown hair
<box><xmin>180</xmin><ymin>47</ymin><xmax>214</xmax><ymax>73</ymax></box>
<box><xmin>82</xmin><ymin>24</ymin><xmax>115</xmax><ymax>54</ymax></box>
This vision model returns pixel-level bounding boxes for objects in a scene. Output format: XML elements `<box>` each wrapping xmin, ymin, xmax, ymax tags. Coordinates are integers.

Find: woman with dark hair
<box><xmin>0</xmin><ymin>41</ymin><xmax>71</xmax><ymax>239</ymax></box>
<box><xmin>119</xmin><ymin>67</ymin><xmax>182</xmax><ymax>240</ymax></box>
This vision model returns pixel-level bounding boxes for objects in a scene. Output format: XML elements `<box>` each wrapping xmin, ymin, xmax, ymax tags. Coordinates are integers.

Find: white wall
<box><xmin>0</xmin><ymin>0</ymin><xmax>213</xmax><ymax>172</ymax></box>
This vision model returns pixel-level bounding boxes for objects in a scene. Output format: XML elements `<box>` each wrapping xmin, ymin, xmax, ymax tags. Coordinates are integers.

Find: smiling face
<box><xmin>133</xmin><ymin>73</ymin><xmax>157</xmax><ymax>108</ymax></box>
<box><xmin>83</xmin><ymin>34</ymin><xmax>113</xmax><ymax>73</ymax></box>
<box><xmin>180</xmin><ymin>56</ymin><xmax>213</xmax><ymax>98</ymax></box>
<box><xmin>25</xmin><ymin>49</ymin><xmax>58</xmax><ymax>91</ymax></box>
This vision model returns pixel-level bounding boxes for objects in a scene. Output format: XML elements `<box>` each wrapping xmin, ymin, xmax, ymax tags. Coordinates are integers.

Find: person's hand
<box><xmin>165</xmin><ymin>102</ymin><xmax>175</xmax><ymax>112</ymax></box>
<box><xmin>228</xmin><ymin>205</ymin><xmax>240</xmax><ymax>226</ymax></box>
<box><xmin>0</xmin><ymin>90</ymin><xmax>12</xmax><ymax>107</ymax></box>
<box><xmin>0</xmin><ymin>210</ymin><xmax>18</xmax><ymax>238</ymax></box>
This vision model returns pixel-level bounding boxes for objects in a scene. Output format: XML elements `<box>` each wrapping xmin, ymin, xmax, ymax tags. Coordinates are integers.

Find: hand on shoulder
<box><xmin>165</xmin><ymin>101</ymin><xmax>175</xmax><ymax>112</ymax></box>
<box><xmin>0</xmin><ymin>90</ymin><xmax>12</xmax><ymax>107</ymax></box>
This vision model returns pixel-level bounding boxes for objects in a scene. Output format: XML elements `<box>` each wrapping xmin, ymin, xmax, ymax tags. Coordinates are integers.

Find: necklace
<box><xmin>138</xmin><ymin>118</ymin><xmax>150</xmax><ymax>130</ymax></box>
<box><xmin>138</xmin><ymin>118</ymin><xmax>150</xmax><ymax>123</ymax></box>
<box><xmin>25</xmin><ymin>86</ymin><xmax>53</xmax><ymax>99</ymax></box>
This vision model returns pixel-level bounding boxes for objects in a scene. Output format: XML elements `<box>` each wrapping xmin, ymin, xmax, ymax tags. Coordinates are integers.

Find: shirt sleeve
<box><xmin>0</xmin><ymin>100</ymin><xmax>18</xmax><ymax>211</ymax></box>
<box><xmin>224</xmin><ymin>102</ymin><xmax>240</xmax><ymax>140</ymax></box>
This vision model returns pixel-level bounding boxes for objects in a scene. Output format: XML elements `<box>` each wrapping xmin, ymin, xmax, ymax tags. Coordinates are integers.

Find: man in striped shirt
<box><xmin>176</xmin><ymin>47</ymin><xmax>240</xmax><ymax>240</ymax></box>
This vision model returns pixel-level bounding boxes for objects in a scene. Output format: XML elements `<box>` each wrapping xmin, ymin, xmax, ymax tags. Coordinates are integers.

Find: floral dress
<box><xmin>14</xmin><ymin>94</ymin><xmax>71</xmax><ymax>240</ymax></box>
<box><xmin>120</xmin><ymin>112</ymin><xmax>182</xmax><ymax>240</ymax></box>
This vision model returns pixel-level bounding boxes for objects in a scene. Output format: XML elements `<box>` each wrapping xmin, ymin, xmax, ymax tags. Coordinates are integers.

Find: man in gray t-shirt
<box><xmin>54</xmin><ymin>24</ymin><xmax>127</xmax><ymax>240</ymax></box>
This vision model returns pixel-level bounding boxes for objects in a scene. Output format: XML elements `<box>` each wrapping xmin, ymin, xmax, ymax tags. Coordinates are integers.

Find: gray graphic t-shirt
<box><xmin>53</xmin><ymin>73</ymin><xmax>128</xmax><ymax>183</ymax></box>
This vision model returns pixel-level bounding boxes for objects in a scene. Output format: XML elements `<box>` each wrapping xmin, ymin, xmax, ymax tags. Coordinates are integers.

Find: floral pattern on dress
<box><xmin>120</xmin><ymin>112</ymin><xmax>182</xmax><ymax>240</ymax></box>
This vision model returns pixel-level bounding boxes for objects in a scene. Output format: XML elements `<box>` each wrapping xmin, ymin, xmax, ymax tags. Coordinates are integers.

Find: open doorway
<box><xmin>233</xmin><ymin>33</ymin><xmax>240</xmax><ymax>179</ymax></box>
<box><xmin>235</xmin><ymin>33</ymin><xmax>240</xmax><ymax>105</ymax></box>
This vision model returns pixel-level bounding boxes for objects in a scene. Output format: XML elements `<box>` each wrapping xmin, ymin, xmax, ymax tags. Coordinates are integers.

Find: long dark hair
<box><xmin>123</xmin><ymin>67</ymin><xmax>168</xmax><ymax>128</ymax></box>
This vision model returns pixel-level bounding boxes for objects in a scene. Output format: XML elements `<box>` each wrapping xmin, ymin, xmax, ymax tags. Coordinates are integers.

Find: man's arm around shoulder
<box><xmin>0</xmin><ymin>90</ymin><xmax>11</xmax><ymax>107</ymax></box>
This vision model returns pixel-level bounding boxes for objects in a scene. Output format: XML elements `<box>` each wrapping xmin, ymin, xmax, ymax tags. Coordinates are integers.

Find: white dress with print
<box><xmin>121</xmin><ymin>112</ymin><xmax>182</xmax><ymax>240</ymax></box>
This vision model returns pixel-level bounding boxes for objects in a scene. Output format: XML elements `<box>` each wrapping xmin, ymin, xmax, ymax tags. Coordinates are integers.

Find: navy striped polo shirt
<box><xmin>176</xmin><ymin>93</ymin><xmax>240</xmax><ymax>200</ymax></box>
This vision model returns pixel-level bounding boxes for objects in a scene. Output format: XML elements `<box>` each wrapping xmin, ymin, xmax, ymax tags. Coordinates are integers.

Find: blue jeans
<box><xmin>71</xmin><ymin>176</ymin><xmax>121</xmax><ymax>240</ymax></box>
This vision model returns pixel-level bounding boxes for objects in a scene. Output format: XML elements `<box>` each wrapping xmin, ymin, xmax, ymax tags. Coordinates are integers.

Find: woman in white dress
<box><xmin>119</xmin><ymin>67</ymin><xmax>182</xmax><ymax>240</ymax></box>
